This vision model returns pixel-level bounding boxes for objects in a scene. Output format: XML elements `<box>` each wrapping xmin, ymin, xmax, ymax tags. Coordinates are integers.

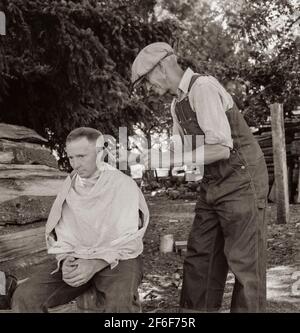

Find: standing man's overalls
<box><xmin>176</xmin><ymin>75</ymin><xmax>269</xmax><ymax>312</ymax></box>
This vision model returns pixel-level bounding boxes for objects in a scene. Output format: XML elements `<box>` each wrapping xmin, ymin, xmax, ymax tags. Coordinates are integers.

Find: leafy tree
<box><xmin>0</xmin><ymin>0</ymin><xmax>299</xmax><ymax>171</ymax></box>
<box><xmin>215</xmin><ymin>0</ymin><xmax>300</xmax><ymax>124</ymax></box>
<box><xmin>0</xmin><ymin>0</ymin><xmax>178</xmax><ymax>166</ymax></box>
<box><xmin>158</xmin><ymin>0</ymin><xmax>300</xmax><ymax>125</ymax></box>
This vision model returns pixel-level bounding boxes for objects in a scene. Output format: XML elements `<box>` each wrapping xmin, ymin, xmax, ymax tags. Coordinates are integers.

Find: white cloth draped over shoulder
<box><xmin>45</xmin><ymin>163</ymin><xmax>149</xmax><ymax>269</ymax></box>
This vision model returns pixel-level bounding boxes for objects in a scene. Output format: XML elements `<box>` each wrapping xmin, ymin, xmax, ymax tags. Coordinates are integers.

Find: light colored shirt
<box><xmin>46</xmin><ymin>164</ymin><xmax>149</xmax><ymax>270</ymax></box>
<box><xmin>171</xmin><ymin>68</ymin><xmax>234</xmax><ymax>150</ymax></box>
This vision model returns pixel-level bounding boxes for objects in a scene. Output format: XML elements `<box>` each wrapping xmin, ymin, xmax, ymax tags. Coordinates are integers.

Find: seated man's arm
<box><xmin>62</xmin><ymin>257</ymin><xmax>109</xmax><ymax>287</ymax></box>
<box><xmin>61</xmin><ymin>181</ymin><xmax>149</xmax><ymax>288</ymax></box>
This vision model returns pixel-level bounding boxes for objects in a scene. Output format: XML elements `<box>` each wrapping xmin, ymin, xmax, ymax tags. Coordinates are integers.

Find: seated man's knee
<box><xmin>105</xmin><ymin>288</ymin><xmax>141</xmax><ymax>312</ymax></box>
<box><xmin>12</xmin><ymin>280</ymin><xmax>44</xmax><ymax>313</ymax></box>
<box><xmin>11</xmin><ymin>282</ymin><xmax>30</xmax><ymax>312</ymax></box>
<box><xmin>76</xmin><ymin>258</ymin><xmax>143</xmax><ymax>312</ymax></box>
<box><xmin>77</xmin><ymin>287</ymin><xmax>141</xmax><ymax>313</ymax></box>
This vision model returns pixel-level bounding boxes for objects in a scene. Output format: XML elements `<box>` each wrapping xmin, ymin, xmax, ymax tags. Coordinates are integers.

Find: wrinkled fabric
<box><xmin>180</xmin><ymin>154</ymin><xmax>268</xmax><ymax>312</ymax></box>
<box><xmin>174</xmin><ymin>74</ymin><xmax>268</xmax><ymax>312</ymax></box>
<box><xmin>12</xmin><ymin>257</ymin><xmax>142</xmax><ymax>313</ymax></box>
<box><xmin>171</xmin><ymin>68</ymin><xmax>233</xmax><ymax>150</ymax></box>
<box><xmin>45</xmin><ymin>163</ymin><xmax>149</xmax><ymax>270</ymax></box>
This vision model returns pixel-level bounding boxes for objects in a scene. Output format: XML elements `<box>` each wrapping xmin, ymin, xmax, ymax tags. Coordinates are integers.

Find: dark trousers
<box><xmin>12</xmin><ymin>257</ymin><xmax>142</xmax><ymax>313</ymax></box>
<box><xmin>180</xmin><ymin>152</ymin><xmax>269</xmax><ymax>313</ymax></box>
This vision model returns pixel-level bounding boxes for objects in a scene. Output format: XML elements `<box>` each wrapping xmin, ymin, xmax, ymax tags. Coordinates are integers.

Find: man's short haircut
<box><xmin>66</xmin><ymin>127</ymin><xmax>102</xmax><ymax>144</ymax></box>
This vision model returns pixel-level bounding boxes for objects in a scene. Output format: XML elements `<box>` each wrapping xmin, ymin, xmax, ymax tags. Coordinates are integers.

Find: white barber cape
<box><xmin>45</xmin><ymin>163</ymin><xmax>149</xmax><ymax>269</ymax></box>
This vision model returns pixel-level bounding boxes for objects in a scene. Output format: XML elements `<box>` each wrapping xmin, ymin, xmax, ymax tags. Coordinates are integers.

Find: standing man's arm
<box><xmin>190</xmin><ymin>79</ymin><xmax>233</xmax><ymax>147</ymax></box>
<box><xmin>189</xmin><ymin>78</ymin><xmax>233</xmax><ymax>165</ymax></box>
<box><xmin>158</xmin><ymin>79</ymin><xmax>233</xmax><ymax>167</ymax></box>
<box><xmin>164</xmin><ymin>144</ymin><xmax>229</xmax><ymax>168</ymax></box>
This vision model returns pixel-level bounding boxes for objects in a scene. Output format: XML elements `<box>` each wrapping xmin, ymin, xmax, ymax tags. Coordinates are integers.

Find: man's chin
<box><xmin>156</xmin><ymin>89</ymin><xmax>167</xmax><ymax>96</ymax></box>
<box><xmin>165</xmin><ymin>91</ymin><xmax>176</xmax><ymax>99</ymax></box>
<box><xmin>78</xmin><ymin>172</ymin><xmax>87</xmax><ymax>178</ymax></box>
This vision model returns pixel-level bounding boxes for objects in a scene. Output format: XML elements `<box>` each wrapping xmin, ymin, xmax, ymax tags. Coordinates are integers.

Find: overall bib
<box><xmin>176</xmin><ymin>75</ymin><xmax>269</xmax><ymax>312</ymax></box>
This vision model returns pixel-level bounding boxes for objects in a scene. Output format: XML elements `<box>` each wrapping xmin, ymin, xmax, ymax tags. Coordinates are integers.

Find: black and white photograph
<box><xmin>0</xmin><ymin>0</ymin><xmax>299</xmax><ymax>317</ymax></box>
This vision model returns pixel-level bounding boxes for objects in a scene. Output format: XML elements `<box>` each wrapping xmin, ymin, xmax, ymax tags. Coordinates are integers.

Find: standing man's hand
<box><xmin>62</xmin><ymin>258</ymin><xmax>108</xmax><ymax>287</ymax></box>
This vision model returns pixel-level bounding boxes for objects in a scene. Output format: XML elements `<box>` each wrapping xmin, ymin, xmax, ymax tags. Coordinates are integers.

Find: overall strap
<box><xmin>188</xmin><ymin>74</ymin><xmax>205</xmax><ymax>93</ymax></box>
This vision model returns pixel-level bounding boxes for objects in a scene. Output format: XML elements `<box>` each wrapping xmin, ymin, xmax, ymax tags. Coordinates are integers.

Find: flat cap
<box><xmin>131</xmin><ymin>42</ymin><xmax>174</xmax><ymax>88</ymax></box>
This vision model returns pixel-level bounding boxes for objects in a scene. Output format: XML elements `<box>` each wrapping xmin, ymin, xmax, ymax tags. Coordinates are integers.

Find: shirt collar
<box><xmin>177</xmin><ymin>67</ymin><xmax>195</xmax><ymax>97</ymax></box>
<box><xmin>76</xmin><ymin>169</ymin><xmax>101</xmax><ymax>188</ymax></box>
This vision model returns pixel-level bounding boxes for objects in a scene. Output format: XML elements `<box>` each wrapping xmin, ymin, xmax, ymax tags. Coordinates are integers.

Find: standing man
<box><xmin>12</xmin><ymin>127</ymin><xmax>149</xmax><ymax>312</ymax></box>
<box><xmin>131</xmin><ymin>42</ymin><xmax>268</xmax><ymax>312</ymax></box>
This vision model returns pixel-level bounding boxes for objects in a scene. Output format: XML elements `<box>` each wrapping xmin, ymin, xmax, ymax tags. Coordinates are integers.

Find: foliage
<box><xmin>159</xmin><ymin>0</ymin><xmax>300</xmax><ymax>125</ymax></box>
<box><xmin>0</xmin><ymin>0</ymin><xmax>299</xmax><ymax>168</ymax></box>
<box><xmin>0</xmin><ymin>0</ymin><xmax>178</xmax><ymax>166</ymax></box>
<box><xmin>216</xmin><ymin>0</ymin><xmax>300</xmax><ymax>124</ymax></box>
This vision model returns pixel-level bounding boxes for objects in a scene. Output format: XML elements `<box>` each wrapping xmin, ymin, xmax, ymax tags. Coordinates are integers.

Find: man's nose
<box><xmin>72</xmin><ymin>158</ymin><xmax>81</xmax><ymax>169</ymax></box>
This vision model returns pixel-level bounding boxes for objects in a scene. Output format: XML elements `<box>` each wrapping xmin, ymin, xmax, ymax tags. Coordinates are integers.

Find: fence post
<box><xmin>297</xmin><ymin>157</ymin><xmax>300</xmax><ymax>203</ymax></box>
<box><xmin>0</xmin><ymin>11</ymin><xmax>6</xmax><ymax>35</ymax></box>
<box><xmin>270</xmin><ymin>103</ymin><xmax>289</xmax><ymax>224</ymax></box>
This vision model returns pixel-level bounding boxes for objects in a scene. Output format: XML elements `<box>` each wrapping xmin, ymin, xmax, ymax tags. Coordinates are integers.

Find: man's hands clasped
<box><xmin>62</xmin><ymin>256</ymin><xmax>108</xmax><ymax>287</ymax></box>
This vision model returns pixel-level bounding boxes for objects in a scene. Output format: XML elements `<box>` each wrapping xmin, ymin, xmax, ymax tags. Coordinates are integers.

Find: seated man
<box><xmin>12</xmin><ymin>127</ymin><xmax>149</xmax><ymax>313</ymax></box>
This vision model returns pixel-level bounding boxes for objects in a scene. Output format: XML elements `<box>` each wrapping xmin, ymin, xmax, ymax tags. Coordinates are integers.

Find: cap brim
<box><xmin>130</xmin><ymin>51</ymin><xmax>174</xmax><ymax>95</ymax></box>
<box><xmin>133</xmin><ymin>75</ymin><xmax>147</xmax><ymax>89</ymax></box>
<box><xmin>130</xmin><ymin>75</ymin><xmax>147</xmax><ymax>95</ymax></box>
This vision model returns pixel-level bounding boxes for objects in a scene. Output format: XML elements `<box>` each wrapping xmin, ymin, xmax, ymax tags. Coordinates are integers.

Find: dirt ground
<box><xmin>1</xmin><ymin>195</ymin><xmax>299</xmax><ymax>313</ymax></box>
<box><xmin>140</xmin><ymin>195</ymin><xmax>300</xmax><ymax>313</ymax></box>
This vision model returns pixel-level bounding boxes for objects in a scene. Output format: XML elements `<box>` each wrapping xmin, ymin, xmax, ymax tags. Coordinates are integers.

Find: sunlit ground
<box><xmin>139</xmin><ymin>265</ymin><xmax>300</xmax><ymax>313</ymax></box>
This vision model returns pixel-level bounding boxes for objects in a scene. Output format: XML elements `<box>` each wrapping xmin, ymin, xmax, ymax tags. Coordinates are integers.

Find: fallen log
<box><xmin>0</xmin><ymin>226</ymin><xmax>46</xmax><ymax>263</ymax></box>
<box><xmin>0</xmin><ymin>123</ymin><xmax>47</xmax><ymax>144</ymax></box>
<box><xmin>0</xmin><ymin>164</ymin><xmax>65</xmax><ymax>179</ymax></box>
<box><xmin>0</xmin><ymin>252</ymin><xmax>53</xmax><ymax>279</ymax></box>
<box><xmin>0</xmin><ymin>178</ymin><xmax>65</xmax><ymax>204</ymax></box>
<box><xmin>0</xmin><ymin>151</ymin><xmax>13</xmax><ymax>164</ymax></box>
<box><xmin>0</xmin><ymin>139</ymin><xmax>58</xmax><ymax>168</ymax></box>
<box><xmin>0</xmin><ymin>164</ymin><xmax>66</xmax><ymax>204</ymax></box>
<box><xmin>0</xmin><ymin>195</ymin><xmax>55</xmax><ymax>225</ymax></box>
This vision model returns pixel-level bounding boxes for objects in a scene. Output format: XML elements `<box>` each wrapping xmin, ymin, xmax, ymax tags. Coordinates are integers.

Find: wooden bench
<box><xmin>0</xmin><ymin>225</ymin><xmax>96</xmax><ymax>312</ymax></box>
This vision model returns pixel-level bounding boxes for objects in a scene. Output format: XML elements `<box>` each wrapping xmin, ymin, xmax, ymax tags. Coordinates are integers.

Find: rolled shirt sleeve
<box><xmin>189</xmin><ymin>78</ymin><xmax>233</xmax><ymax>149</ymax></box>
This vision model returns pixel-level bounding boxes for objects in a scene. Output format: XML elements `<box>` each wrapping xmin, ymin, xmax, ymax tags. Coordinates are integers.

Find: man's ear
<box><xmin>158</xmin><ymin>62</ymin><xmax>167</xmax><ymax>76</ymax></box>
<box><xmin>96</xmin><ymin>135</ymin><xmax>105</xmax><ymax>151</ymax></box>
<box><xmin>157</xmin><ymin>62</ymin><xmax>168</xmax><ymax>84</ymax></box>
<box><xmin>96</xmin><ymin>148</ymin><xmax>105</xmax><ymax>167</ymax></box>
<box><xmin>160</xmin><ymin>53</ymin><xmax>176</xmax><ymax>76</ymax></box>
